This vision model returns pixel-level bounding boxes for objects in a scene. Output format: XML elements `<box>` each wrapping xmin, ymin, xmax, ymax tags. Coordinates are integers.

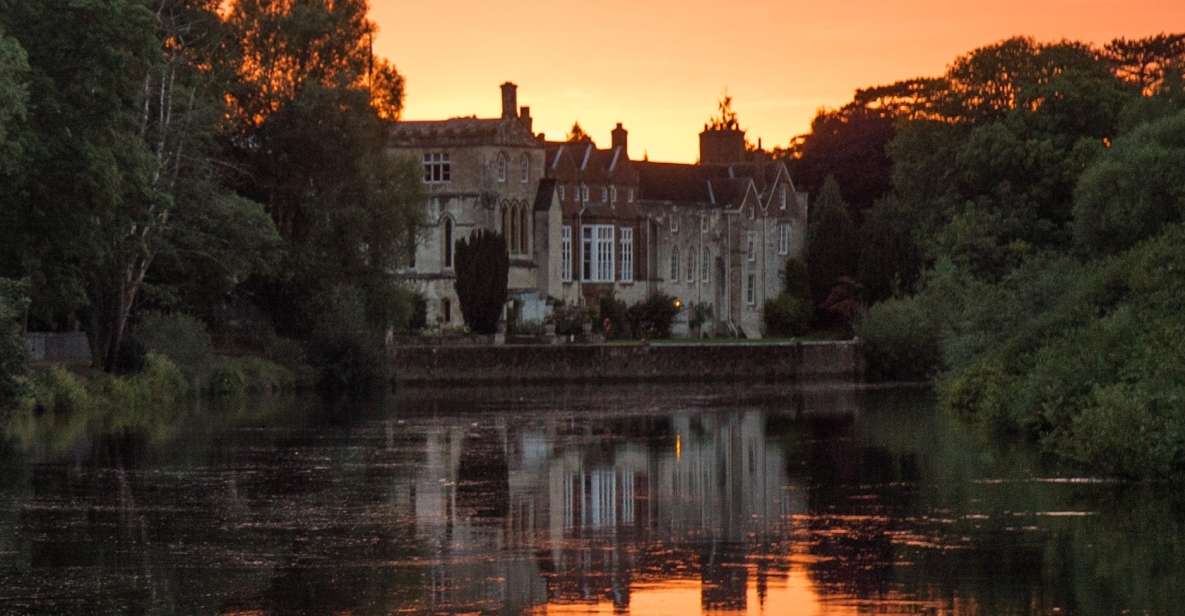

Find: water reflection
<box><xmin>0</xmin><ymin>384</ymin><xmax>1183</xmax><ymax>614</ymax></box>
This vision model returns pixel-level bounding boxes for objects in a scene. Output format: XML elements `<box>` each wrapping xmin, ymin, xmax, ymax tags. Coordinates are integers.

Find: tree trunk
<box><xmin>88</xmin><ymin>267</ymin><xmax>144</xmax><ymax>372</ymax></box>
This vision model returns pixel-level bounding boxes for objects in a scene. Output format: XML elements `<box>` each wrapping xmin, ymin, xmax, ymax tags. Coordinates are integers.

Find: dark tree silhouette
<box><xmin>567</xmin><ymin>122</ymin><xmax>589</xmax><ymax>141</ymax></box>
<box><xmin>454</xmin><ymin>229</ymin><xmax>509</xmax><ymax>335</ymax></box>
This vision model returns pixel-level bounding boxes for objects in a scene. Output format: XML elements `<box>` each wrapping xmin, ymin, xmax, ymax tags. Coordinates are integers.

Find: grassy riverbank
<box><xmin>16</xmin><ymin>353</ymin><xmax>305</xmax><ymax>418</ymax></box>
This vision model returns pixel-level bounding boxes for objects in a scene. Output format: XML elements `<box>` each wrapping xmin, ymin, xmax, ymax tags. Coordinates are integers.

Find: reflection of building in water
<box><xmin>385</xmin><ymin>410</ymin><xmax>806</xmax><ymax>613</ymax></box>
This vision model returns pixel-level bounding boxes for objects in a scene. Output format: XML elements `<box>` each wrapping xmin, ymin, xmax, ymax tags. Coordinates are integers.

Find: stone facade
<box><xmin>391</xmin><ymin>83</ymin><xmax>809</xmax><ymax>338</ymax></box>
<box><xmin>389</xmin><ymin>83</ymin><xmax>560</xmax><ymax>327</ymax></box>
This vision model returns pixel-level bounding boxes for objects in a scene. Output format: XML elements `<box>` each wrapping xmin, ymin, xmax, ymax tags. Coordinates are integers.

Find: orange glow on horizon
<box><xmin>370</xmin><ymin>0</ymin><xmax>1184</xmax><ymax>162</ymax></box>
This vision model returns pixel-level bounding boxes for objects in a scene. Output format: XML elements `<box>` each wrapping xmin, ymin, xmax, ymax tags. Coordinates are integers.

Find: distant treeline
<box><xmin>780</xmin><ymin>34</ymin><xmax>1185</xmax><ymax>477</ymax></box>
<box><xmin>0</xmin><ymin>0</ymin><xmax>425</xmax><ymax>398</ymax></box>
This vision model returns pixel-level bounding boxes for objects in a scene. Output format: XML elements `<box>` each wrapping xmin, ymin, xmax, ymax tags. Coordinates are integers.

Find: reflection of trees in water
<box><xmin>5</xmin><ymin>387</ymin><xmax>1185</xmax><ymax>614</ymax></box>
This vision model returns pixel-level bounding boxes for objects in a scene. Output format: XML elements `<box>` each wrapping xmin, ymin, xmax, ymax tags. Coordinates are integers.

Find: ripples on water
<box><xmin>0</xmin><ymin>383</ymin><xmax>1182</xmax><ymax>614</ymax></box>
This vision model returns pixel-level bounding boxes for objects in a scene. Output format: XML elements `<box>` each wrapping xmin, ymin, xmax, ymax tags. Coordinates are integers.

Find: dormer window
<box><xmin>423</xmin><ymin>152</ymin><xmax>450</xmax><ymax>183</ymax></box>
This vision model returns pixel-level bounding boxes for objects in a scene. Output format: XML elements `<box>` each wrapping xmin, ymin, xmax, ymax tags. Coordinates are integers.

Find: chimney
<box><xmin>519</xmin><ymin>106</ymin><xmax>531</xmax><ymax>132</ymax></box>
<box><xmin>501</xmin><ymin>82</ymin><xmax>517</xmax><ymax>119</ymax></box>
<box><xmin>699</xmin><ymin>127</ymin><xmax>745</xmax><ymax>165</ymax></box>
<box><xmin>611</xmin><ymin>122</ymin><xmax>628</xmax><ymax>154</ymax></box>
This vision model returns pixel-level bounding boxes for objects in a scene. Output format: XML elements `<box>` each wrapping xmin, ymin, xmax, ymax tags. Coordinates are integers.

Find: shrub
<box><xmin>549</xmin><ymin>303</ymin><xmax>587</xmax><ymax>337</ymax></box>
<box><xmin>224</xmin><ymin>355</ymin><xmax>296</xmax><ymax>394</ymax></box>
<box><xmin>28</xmin><ymin>367</ymin><xmax>91</xmax><ymax>415</ymax></box>
<box><xmin>454</xmin><ymin>229</ymin><xmax>509</xmax><ymax>335</ymax></box>
<box><xmin>305</xmin><ymin>285</ymin><xmax>390</xmax><ymax>391</ymax></box>
<box><xmin>135</xmin><ymin>312</ymin><xmax>214</xmax><ymax>383</ymax></box>
<box><xmin>762</xmin><ymin>293</ymin><xmax>812</xmax><ymax>337</ymax></box>
<box><xmin>938</xmin><ymin>356</ymin><xmax>1013</xmax><ymax>431</ymax></box>
<box><xmin>598</xmin><ymin>292</ymin><xmax>630</xmax><ymax>339</ymax></box>
<box><xmin>408</xmin><ymin>292</ymin><xmax>428</xmax><ymax>334</ymax></box>
<box><xmin>627</xmin><ymin>294</ymin><xmax>679</xmax><ymax>339</ymax></box>
<box><xmin>689</xmin><ymin>302</ymin><xmax>714</xmax><ymax>332</ymax></box>
<box><xmin>138</xmin><ymin>353</ymin><xmax>189</xmax><ymax>404</ymax></box>
<box><xmin>780</xmin><ymin>258</ymin><xmax>811</xmax><ymax>303</ymax></box>
<box><xmin>855</xmin><ymin>295</ymin><xmax>941</xmax><ymax>381</ymax></box>
<box><xmin>207</xmin><ymin>361</ymin><xmax>247</xmax><ymax>396</ymax></box>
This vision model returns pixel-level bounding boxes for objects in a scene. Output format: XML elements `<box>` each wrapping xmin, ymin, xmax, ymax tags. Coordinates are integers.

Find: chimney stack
<box><xmin>611</xmin><ymin>122</ymin><xmax>628</xmax><ymax>154</ymax></box>
<box><xmin>501</xmin><ymin>82</ymin><xmax>518</xmax><ymax>119</ymax></box>
<box><xmin>520</xmin><ymin>106</ymin><xmax>531</xmax><ymax>132</ymax></box>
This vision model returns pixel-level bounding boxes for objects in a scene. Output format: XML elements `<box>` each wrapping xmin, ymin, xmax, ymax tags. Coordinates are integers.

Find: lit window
<box><xmin>520</xmin><ymin>154</ymin><xmax>529</xmax><ymax>183</ymax></box>
<box><xmin>701</xmin><ymin>248</ymin><xmax>710</xmax><ymax>283</ymax></box>
<box><xmin>620</xmin><ymin>227</ymin><xmax>633</xmax><ymax>282</ymax></box>
<box><xmin>581</xmin><ymin>225</ymin><xmax>615</xmax><ymax>282</ymax></box>
<box><xmin>561</xmin><ymin>225</ymin><xmax>572</xmax><ymax>282</ymax></box>
<box><xmin>423</xmin><ymin>152</ymin><xmax>450</xmax><ymax>183</ymax></box>
<box><xmin>746</xmin><ymin>231</ymin><xmax>756</xmax><ymax>262</ymax></box>
<box><xmin>778</xmin><ymin>223</ymin><xmax>791</xmax><ymax>255</ymax></box>
<box><xmin>670</xmin><ymin>245</ymin><xmax>680</xmax><ymax>281</ymax></box>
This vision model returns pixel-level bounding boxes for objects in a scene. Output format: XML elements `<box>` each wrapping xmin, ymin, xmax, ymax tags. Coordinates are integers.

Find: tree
<box><xmin>1105</xmin><ymin>33</ymin><xmax>1185</xmax><ymax>95</ymax></box>
<box><xmin>567</xmin><ymin>122</ymin><xmax>589</xmax><ymax>141</ymax></box>
<box><xmin>1074</xmin><ymin>109</ymin><xmax>1185</xmax><ymax>255</ymax></box>
<box><xmin>779</xmin><ymin>104</ymin><xmax>894</xmax><ymax>216</ymax></box>
<box><xmin>0</xmin><ymin>278</ymin><xmax>30</xmax><ymax>405</ymax></box>
<box><xmin>807</xmin><ymin>176</ymin><xmax>859</xmax><ymax>312</ymax></box>
<box><xmin>705</xmin><ymin>92</ymin><xmax>741</xmax><ymax>131</ymax></box>
<box><xmin>222</xmin><ymin>0</ymin><xmax>423</xmax><ymax>336</ymax></box>
<box><xmin>858</xmin><ymin>197</ymin><xmax>921</xmax><ymax>303</ymax></box>
<box><xmin>2</xmin><ymin>0</ymin><xmax>281</xmax><ymax>370</ymax></box>
<box><xmin>0</xmin><ymin>26</ymin><xmax>27</xmax><ymax>175</ymax></box>
<box><xmin>454</xmin><ymin>230</ymin><xmax>509</xmax><ymax>335</ymax></box>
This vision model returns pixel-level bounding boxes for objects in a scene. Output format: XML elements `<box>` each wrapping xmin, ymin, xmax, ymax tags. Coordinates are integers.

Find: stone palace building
<box><xmin>390</xmin><ymin>83</ymin><xmax>808</xmax><ymax>337</ymax></box>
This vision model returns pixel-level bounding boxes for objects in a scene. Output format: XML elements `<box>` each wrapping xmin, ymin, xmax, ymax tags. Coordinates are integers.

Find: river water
<box><xmin>0</xmin><ymin>383</ymin><xmax>1182</xmax><ymax>615</ymax></box>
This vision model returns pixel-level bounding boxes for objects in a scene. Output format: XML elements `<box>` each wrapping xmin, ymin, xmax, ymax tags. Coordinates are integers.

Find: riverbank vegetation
<box><xmin>0</xmin><ymin>0</ymin><xmax>424</xmax><ymax>408</ymax></box>
<box><xmin>788</xmin><ymin>34</ymin><xmax>1185</xmax><ymax>477</ymax></box>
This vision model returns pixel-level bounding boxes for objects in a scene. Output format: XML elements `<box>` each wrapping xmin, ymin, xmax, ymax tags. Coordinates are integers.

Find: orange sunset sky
<box><xmin>370</xmin><ymin>0</ymin><xmax>1185</xmax><ymax>163</ymax></box>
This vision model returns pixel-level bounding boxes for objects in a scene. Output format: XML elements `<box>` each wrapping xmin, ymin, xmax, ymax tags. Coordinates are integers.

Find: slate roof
<box><xmin>533</xmin><ymin>178</ymin><xmax>557</xmax><ymax>212</ymax></box>
<box><xmin>390</xmin><ymin>116</ymin><xmax>536</xmax><ymax>147</ymax></box>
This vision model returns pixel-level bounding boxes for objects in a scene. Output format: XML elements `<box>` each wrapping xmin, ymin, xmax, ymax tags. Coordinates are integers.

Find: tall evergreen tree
<box><xmin>807</xmin><ymin>176</ymin><xmax>859</xmax><ymax>310</ymax></box>
<box><xmin>454</xmin><ymin>230</ymin><xmax>509</xmax><ymax>335</ymax></box>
